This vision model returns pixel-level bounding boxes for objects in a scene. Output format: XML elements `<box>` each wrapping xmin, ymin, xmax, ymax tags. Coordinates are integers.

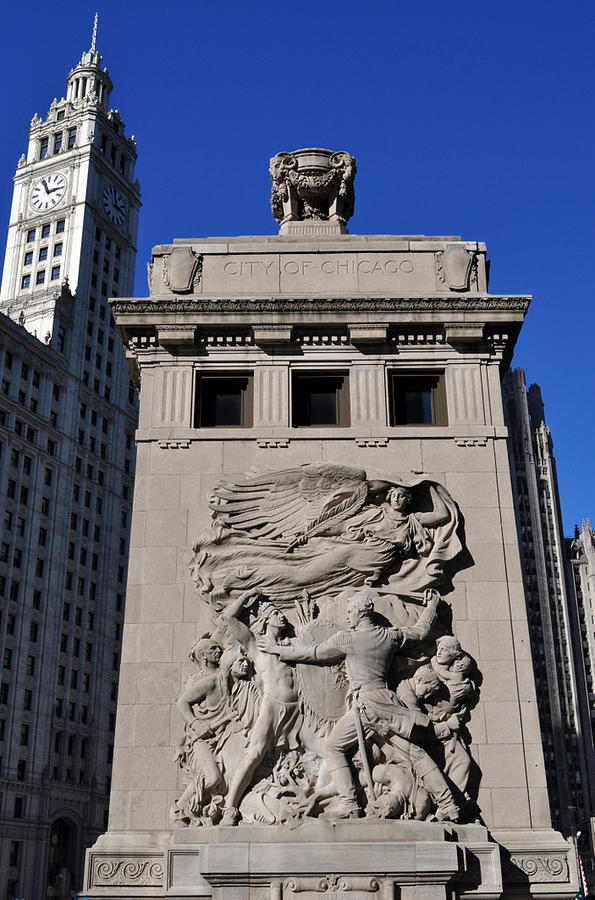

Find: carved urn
<box><xmin>270</xmin><ymin>148</ymin><xmax>356</xmax><ymax>232</ymax></box>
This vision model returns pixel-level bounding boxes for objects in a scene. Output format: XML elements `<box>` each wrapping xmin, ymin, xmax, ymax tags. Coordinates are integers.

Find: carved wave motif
<box><xmin>509</xmin><ymin>855</ymin><xmax>568</xmax><ymax>882</ymax></box>
<box><xmin>93</xmin><ymin>857</ymin><xmax>164</xmax><ymax>886</ymax></box>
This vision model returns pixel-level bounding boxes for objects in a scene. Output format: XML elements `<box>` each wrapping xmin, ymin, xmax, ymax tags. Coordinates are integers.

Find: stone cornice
<box><xmin>111</xmin><ymin>294</ymin><xmax>530</xmax><ymax>316</ymax></box>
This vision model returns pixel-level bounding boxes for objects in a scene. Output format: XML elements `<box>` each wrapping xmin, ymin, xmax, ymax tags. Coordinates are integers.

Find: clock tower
<box><xmin>0</xmin><ymin>16</ymin><xmax>141</xmax><ymax>347</ymax></box>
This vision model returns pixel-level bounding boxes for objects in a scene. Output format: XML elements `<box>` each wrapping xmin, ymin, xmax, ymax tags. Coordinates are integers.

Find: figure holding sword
<box><xmin>259</xmin><ymin>589</ymin><xmax>460</xmax><ymax>821</ymax></box>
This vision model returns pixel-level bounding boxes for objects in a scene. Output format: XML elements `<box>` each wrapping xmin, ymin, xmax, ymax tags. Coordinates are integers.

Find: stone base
<box><xmin>83</xmin><ymin>824</ymin><xmax>578</xmax><ymax>900</ymax></box>
<box><xmin>278</xmin><ymin>220</ymin><xmax>348</xmax><ymax>236</ymax></box>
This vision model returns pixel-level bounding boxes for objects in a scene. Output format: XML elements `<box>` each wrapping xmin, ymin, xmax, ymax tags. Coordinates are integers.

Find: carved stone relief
<box><xmin>147</xmin><ymin>247</ymin><xmax>202</xmax><ymax>294</ymax></box>
<box><xmin>270</xmin><ymin>149</ymin><xmax>356</xmax><ymax>227</ymax></box>
<box><xmin>282</xmin><ymin>875</ymin><xmax>380</xmax><ymax>900</ymax></box>
<box><xmin>505</xmin><ymin>854</ymin><xmax>569</xmax><ymax>883</ymax></box>
<box><xmin>90</xmin><ymin>855</ymin><xmax>164</xmax><ymax>887</ymax></box>
<box><xmin>175</xmin><ymin>464</ymin><xmax>481</xmax><ymax>830</ymax></box>
<box><xmin>434</xmin><ymin>246</ymin><xmax>475</xmax><ymax>291</ymax></box>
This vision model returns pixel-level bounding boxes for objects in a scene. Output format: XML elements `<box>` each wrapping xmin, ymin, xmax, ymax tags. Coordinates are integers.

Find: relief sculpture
<box><xmin>175</xmin><ymin>463</ymin><xmax>479</xmax><ymax>828</ymax></box>
<box><xmin>190</xmin><ymin>464</ymin><xmax>462</xmax><ymax>604</ymax></box>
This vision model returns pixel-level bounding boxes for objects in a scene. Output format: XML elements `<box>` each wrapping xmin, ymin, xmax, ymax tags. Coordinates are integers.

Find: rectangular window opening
<box><xmin>195</xmin><ymin>373</ymin><xmax>253</xmax><ymax>428</ymax></box>
<box><xmin>388</xmin><ymin>372</ymin><xmax>447</xmax><ymax>426</ymax></box>
<box><xmin>292</xmin><ymin>372</ymin><xmax>350</xmax><ymax>427</ymax></box>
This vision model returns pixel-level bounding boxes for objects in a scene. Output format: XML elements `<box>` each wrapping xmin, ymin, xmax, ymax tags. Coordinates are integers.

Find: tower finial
<box><xmin>91</xmin><ymin>12</ymin><xmax>98</xmax><ymax>53</ymax></box>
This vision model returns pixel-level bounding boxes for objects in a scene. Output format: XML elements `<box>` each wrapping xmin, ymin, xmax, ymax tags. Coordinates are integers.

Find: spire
<box><xmin>65</xmin><ymin>16</ymin><xmax>112</xmax><ymax>109</ymax></box>
<box><xmin>91</xmin><ymin>12</ymin><xmax>98</xmax><ymax>54</ymax></box>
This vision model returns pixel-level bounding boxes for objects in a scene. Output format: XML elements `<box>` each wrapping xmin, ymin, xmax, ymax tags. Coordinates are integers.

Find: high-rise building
<box><xmin>503</xmin><ymin>368</ymin><xmax>595</xmax><ymax>879</ymax></box>
<box><xmin>0</xmin><ymin>21</ymin><xmax>140</xmax><ymax>899</ymax></box>
<box><xmin>567</xmin><ymin>520</ymin><xmax>595</xmax><ymax>868</ymax></box>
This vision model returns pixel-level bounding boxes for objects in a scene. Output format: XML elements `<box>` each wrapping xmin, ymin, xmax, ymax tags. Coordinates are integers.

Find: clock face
<box><xmin>102</xmin><ymin>184</ymin><xmax>126</xmax><ymax>226</ymax></box>
<box><xmin>30</xmin><ymin>172</ymin><xmax>67</xmax><ymax>211</ymax></box>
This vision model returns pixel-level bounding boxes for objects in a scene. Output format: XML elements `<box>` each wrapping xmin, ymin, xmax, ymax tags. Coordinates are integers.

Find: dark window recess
<box><xmin>292</xmin><ymin>373</ymin><xmax>350</xmax><ymax>427</ymax></box>
<box><xmin>388</xmin><ymin>373</ymin><xmax>447</xmax><ymax>426</ymax></box>
<box><xmin>195</xmin><ymin>374</ymin><xmax>253</xmax><ymax>427</ymax></box>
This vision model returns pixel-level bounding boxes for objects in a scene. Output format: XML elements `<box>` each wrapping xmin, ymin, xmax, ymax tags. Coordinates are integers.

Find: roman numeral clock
<box><xmin>30</xmin><ymin>173</ymin><xmax>68</xmax><ymax>212</ymax></box>
<box><xmin>0</xmin><ymin>32</ymin><xmax>140</xmax><ymax>342</ymax></box>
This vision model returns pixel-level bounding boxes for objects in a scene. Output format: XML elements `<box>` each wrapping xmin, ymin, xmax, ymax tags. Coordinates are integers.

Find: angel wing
<box><xmin>208</xmin><ymin>463</ymin><xmax>369</xmax><ymax>544</ymax></box>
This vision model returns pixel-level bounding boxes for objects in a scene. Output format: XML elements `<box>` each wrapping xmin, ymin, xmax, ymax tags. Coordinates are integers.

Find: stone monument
<box><xmin>84</xmin><ymin>150</ymin><xmax>579</xmax><ymax>899</ymax></box>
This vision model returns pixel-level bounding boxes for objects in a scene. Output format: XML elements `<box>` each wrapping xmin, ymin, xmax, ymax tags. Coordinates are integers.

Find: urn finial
<box><xmin>270</xmin><ymin>148</ymin><xmax>356</xmax><ymax>235</ymax></box>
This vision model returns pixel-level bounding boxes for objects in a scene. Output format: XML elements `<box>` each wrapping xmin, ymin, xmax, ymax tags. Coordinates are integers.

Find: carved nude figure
<box><xmin>219</xmin><ymin>588</ymin><xmax>301</xmax><ymax>825</ymax></box>
<box><xmin>261</xmin><ymin>590</ymin><xmax>461</xmax><ymax>821</ymax></box>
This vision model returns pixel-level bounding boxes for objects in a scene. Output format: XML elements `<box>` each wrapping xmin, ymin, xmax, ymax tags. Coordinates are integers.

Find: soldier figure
<box><xmin>261</xmin><ymin>590</ymin><xmax>460</xmax><ymax>821</ymax></box>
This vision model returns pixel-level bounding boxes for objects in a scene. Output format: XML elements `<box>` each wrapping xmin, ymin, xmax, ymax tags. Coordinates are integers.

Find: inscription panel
<box><xmin>199</xmin><ymin>252</ymin><xmax>440</xmax><ymax>295</ymax></box>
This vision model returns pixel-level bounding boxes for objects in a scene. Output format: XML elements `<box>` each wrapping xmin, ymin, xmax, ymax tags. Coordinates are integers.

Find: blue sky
<box><xmin>0</xmin><ymin>0</ymin><xmax>592</xmax><ymax>532</ymax></box>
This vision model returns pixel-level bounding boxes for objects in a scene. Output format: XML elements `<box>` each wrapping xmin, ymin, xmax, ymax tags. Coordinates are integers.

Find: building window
<box><xmin>388</xmin><ymin>373</ymin><xmax>447</xmax><ymax>426</ymax></box>
<box><xmin>9</xmin><ymin>841</ymin><xmax>21</xmax><ymax>866</ymax></box>
<box><xmin>41</xmin><ymin>224</ymin><xmax>51</xmax><ymax>239</ymax></box>
<box><xmin>21</xmin><ymin>274</ymin><xmax>30</xmax><ymax>289</ymax></box>
<box><xmin>56</xmin><ymin>219</ymin><xmax>65</xmax><ymax>233</ymax></box>
<box><xmin>40</xmin><ymin>137</ymin><xmax>49</xmax><ymax>159</ymax></box>
<box><xmin>14</xmin><ymin>796</ymin><xmax>24</xmax><ymax>818</ymax></box>
<box><xmin>292</xmin><ymin>372</ymin><xmax>350</xmax><ymax>427</ymax></box>
<box><xmin>51</xmin><ymin>265</ymin><xmax>60</xmax><ymax>281</ymax></box>
<box><xmin>54</xmin><ymin>242</ymin><xmax>63</xmax><ymax>257</ymax></box>
<box><xmin>39</xmin><ymin>247</ymin><xmax>48</xmax><ymax>261</ymax></box>
<box><xmin>54</xmin><ymin>132</ymin><xmax>63</xmax><ymax>153</ymax></box>
<box><xmin>24</xmin><ymin>251</ymin><xmax>33</xmax><ymax>266</ymax></box>
<box><xmin>27</xmin><ymin>228</ymin><xmax>35</xmax><ymax>242</ymax></box>
<box><xmin>67</xmin><ymin>127</ymin><xmax>76</xmax><ymax>148</ymax></box>
<box><xmin>195</xmin><ymin>373</ymin><xmax>253</xmax><ymax>427</ymax></box>
<box><xmin>36</xmin><ymin>270</ymin><xmax>45</xmax><ymax>285</ymax></box>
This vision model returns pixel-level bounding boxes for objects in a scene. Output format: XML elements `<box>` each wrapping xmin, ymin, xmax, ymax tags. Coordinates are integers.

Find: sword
<box><xmin>352</xmin><ymin>702</ymin><xmax>376</xmax><ymax>805</ymax></box>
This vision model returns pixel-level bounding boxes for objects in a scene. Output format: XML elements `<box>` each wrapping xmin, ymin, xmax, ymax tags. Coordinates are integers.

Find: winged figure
<box><xmin>190</xmin><ymin>463</ymin><xmax>462</xmax><ymax>607</ymax></box>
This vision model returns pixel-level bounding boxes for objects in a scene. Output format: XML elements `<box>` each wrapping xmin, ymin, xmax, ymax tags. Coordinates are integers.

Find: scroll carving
<box><xmin>176</xmin><ymin>463</ymin><xmax>480</xmax><ymax>829</ymax></box>
<box><xmin>92</xmin><ymin>856</ymin><xmax>164</xmax><ymax>886</ymax></box>
<box><xmin>508</xmin><ymin>855</ymin><xmax>568</xmax><ymax>882</ymax></box>
<box><xmin>285</xmin><ymin>875</ymin><xmax>380</xmax><ymax>894</ymax></box>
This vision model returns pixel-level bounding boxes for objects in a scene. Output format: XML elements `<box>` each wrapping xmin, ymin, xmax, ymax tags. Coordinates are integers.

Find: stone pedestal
<box><xmin>84</xmin><ymin>822</ymin><xmax>578</xmax><ymax>900</ymax></box>
<box><xmin>85</xmin><ymin>151</ymin><xmax>580</xmax><ymax>900</ymax></box>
